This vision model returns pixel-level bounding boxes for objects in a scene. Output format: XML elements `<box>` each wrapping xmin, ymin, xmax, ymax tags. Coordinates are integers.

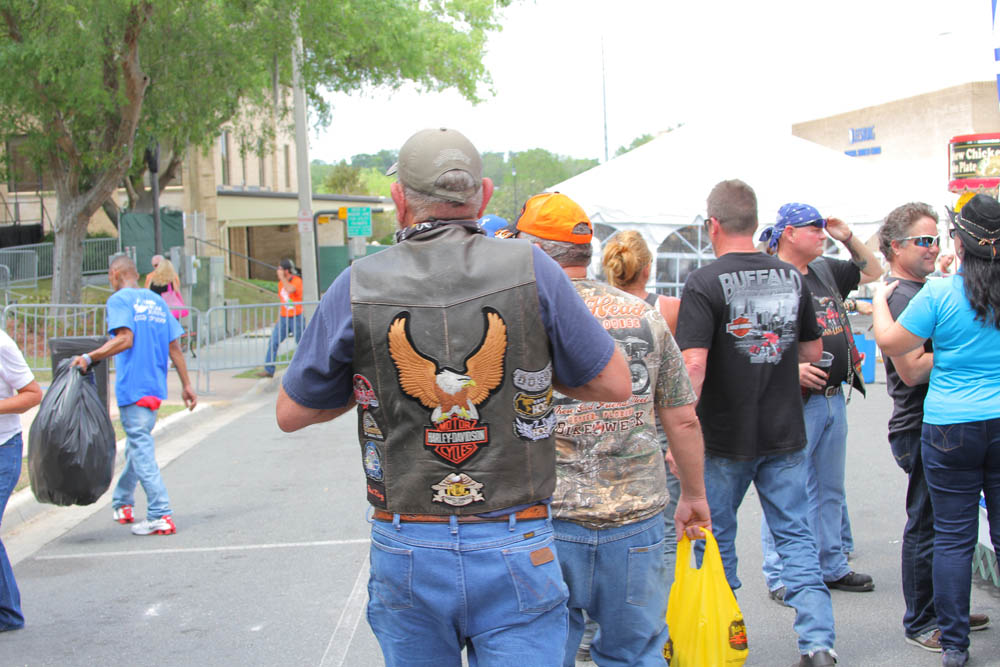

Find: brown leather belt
<box><xmin>813</xmin><ymin>386</ymin><xmax>842</xmax><ymax>398</ymax></box>
<box><xmin>372</xmin><ymin>504</ymin><xmax>548</xmax><ymax>524</ymax></box>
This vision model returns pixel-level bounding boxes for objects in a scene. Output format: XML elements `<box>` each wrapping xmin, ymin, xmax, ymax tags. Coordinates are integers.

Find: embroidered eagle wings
<box><xmin>388</xmin><ymin>309</ymin><xmax>507</xmax><ymax>414</ymax></box>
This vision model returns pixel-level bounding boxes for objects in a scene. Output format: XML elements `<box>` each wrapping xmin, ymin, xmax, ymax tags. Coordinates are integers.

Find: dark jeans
<box><xmin>0</xmin><ymin>432</ymin><xmax>24</xmax><ymax>630</ymax></box>
<box><xmin>889</xmin><ymin>428</ymin><xmax>936</xmax><ymax>637</ymax></box>
<box><xmin>921</xmin><ymin>418</ymin><xmax>1000</xmax><ymax>653</ymax></box>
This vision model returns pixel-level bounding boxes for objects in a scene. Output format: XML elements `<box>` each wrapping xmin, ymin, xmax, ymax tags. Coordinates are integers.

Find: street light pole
<box><xmin>291</xmin><ymin>18</ymin><xmax>319</xmax><ymax>301</ymax></box>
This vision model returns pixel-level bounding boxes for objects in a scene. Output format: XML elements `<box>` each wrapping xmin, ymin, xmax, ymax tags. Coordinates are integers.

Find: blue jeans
<box><xmin>761</xmin><ymin>392</ymin><xmax>851</xmax><ymax>586</ymax></box>
<box><xmin>555</xmin><ymin>513</ymin><xmax>667</xmax><ymax>667</ymax></box>
<box><xmin>705</xmin><ymin>451</ymin><xmax>835</xmax><ymax>654</ymax></box>
<box><xmin>112</xmin><ymin>404</ymin><xmax>170</xmax><ymax>519</ymax></box>
<box><xmin>367</xmin><ymin>514</ymin><xmax>569</xmax><ymax>667</ymax></box>
<box><xmin>921</xmin><ymin>419</ymin><xmax>1000</xmax><ymax>653</ymax></box>
<box><xmin>264</xmin><ymin>314</ymin><xmax>303</xmax><ymax>375</ymax></box>
<box><xmin>0</xmin><ymin>433</ymin><xmax>24</xmax><ymax>630</ymax></box>
<box><xmin>890</xmin><ymin>428</ymin><xmax>936</xmax><ymax>637</ymax></box>
<box><xmin>662</xmin><ymin>465</ymin><xmax>681</xmax><ymax>597</ymax></box>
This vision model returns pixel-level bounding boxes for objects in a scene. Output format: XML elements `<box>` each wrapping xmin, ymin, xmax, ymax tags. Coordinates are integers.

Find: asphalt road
<box><xmin>2</xmin><ymin>382</ymin><xmax>999</xmax><ymax>667</ymax></box>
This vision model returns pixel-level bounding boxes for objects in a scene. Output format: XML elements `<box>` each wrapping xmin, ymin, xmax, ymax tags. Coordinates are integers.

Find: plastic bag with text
<box><xmin>28</xmin><ymin>359</ymin><xmax>116</xmax><ymax>506</ymax></box>
<box><xmin>664</xmin><ymin>529</ymin><xmax>748</xmax><ymax>666</ymax></box>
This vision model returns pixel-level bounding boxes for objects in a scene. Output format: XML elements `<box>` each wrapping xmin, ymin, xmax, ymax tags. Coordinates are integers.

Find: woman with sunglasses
<box><xmin>873</xmin><ymin>193</ymin><xmax>1000</xmax><ymax>667</ymax></box>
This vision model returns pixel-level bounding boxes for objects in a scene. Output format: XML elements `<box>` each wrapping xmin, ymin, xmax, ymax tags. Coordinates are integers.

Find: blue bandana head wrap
<box><xmin>758</xmin><ymin>202</ymin><xmax>824</xmax><ymax>251</ymax></box>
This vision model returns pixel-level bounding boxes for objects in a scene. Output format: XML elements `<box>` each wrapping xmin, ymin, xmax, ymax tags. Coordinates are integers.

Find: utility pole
<box><xmin>602</xmin><ymin>37</ymin><xmax>609</xmax><ymax>163</ymax></box>
<box><xmin>292</xmin><ymin>19</ymin><xmax>319</xmax><ymax>301</ymax></box>
<box><xmin>145</xmin><ymin>143</ymin><xmax>162</xmax><ymax>255</ymax></box>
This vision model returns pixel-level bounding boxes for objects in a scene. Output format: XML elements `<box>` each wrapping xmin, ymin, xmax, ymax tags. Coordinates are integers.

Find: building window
<box><xmin>5</xmin><ymin>136</ymin><xmax>48</xmax><ymax>192</ymax></box>
<box><xmin>220</xmin><ymin>131</ymin><xmax>231</xmax><ymax>185</ymax></box>
<box><xmin>284</xmin><ymin>145</ymin><xmax>291</xmax><ymax>189</ymax></box>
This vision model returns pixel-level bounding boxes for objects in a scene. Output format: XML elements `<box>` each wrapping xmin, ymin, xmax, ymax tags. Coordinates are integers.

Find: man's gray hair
<box><xmin>403</xmin><ymin>170</ymin><xmax>483</xmax><ymax>220</ymax></box>
<box><xmin>519</xmin><ymin>231</ymin><xmax>593</xmax><ymax>267</ymax></box>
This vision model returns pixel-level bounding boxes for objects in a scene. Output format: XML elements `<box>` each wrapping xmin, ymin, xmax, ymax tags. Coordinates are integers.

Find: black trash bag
<box><xmin>28</xmin><ymin>358</ymin><xmax>117</xmax><ymax>506</ymax></box>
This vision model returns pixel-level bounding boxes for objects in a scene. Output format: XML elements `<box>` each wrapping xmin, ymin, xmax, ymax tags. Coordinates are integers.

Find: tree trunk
<box><xmin>51</xmin><ymin>205</ymin><xmax>90</xmax><ymax>305</ymax></box>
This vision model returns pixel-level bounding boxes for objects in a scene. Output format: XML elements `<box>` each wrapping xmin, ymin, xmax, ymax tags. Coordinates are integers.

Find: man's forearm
<box><xmin>845</xmin><ymin>234</ymin><xmax>882</xmax><ymax>282</ymax></box>
<box><xmin>169</xmin><ymin>343</ymin><xmax>193</xmax><ymax>388</ymax></box>
<box><xmin>659</xmin><ymin>405</ymin><xmax>706</xmax><ymax>499</ymax></box>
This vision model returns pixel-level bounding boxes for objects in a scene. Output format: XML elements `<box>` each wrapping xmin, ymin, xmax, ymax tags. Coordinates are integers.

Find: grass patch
<box><xmin>14</xmin><ymin>403</ymin><xmax>189</xmax><ymax>494</ymax></box>
<box><xmin>224</xmin><ymin>278</ymin><xmax>279</xmax><ymax>305</ymax></box>
<box><xmin>245</xmin><ymin>278</ymin><xmax>279</xmax><ymax>293</ymax></box>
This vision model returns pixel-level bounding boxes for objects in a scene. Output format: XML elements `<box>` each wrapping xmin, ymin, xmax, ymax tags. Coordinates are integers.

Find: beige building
<box><xmin>2</xmin><ymin>119</ymin><xmax>393</xmax><ymax>280</ymax></box>
<box><xmin>793</xmin><ymin>81</ymin><xmax>1000</xmax><ymax>171</ymax></box>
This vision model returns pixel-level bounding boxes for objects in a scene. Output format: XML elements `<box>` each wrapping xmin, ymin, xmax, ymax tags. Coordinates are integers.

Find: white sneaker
<box><xmin>112</xmin><ymin>505</ymin><xmax>134</xmax><ymax>524</ymax></box>
<box><xmin>131</xmin><ymin>516</ymin><xmax>176</xmax><ymax>536</ymax></box>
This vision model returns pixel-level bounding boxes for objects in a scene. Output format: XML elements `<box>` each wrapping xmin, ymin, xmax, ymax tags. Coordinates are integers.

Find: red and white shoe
<box><xmin>131</xmin><ymin>515</ymin><xmax>176</xmax><ymax>536</ymax></box>
<box><xmin>112</xmin><ymin>505</ymin><xmax>134</xmax><ymax>524</ymax></box>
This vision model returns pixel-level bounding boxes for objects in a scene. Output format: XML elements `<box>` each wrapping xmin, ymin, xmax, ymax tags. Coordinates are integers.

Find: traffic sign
<box><xmin>346</xmin><ymin>207</ymin><xmax>372</xmax><ymax>237</ymax></box>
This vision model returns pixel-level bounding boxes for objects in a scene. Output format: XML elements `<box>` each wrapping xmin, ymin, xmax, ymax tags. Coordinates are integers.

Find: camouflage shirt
<box><xmin>551</xmin><ymin>280</ymin><xmax>696</xmax><ymax>529</ymax></box>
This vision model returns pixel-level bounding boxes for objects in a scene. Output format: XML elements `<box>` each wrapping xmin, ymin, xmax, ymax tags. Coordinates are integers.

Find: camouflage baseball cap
<box><xmin>386</xmin><ymin>128</ymin><xmax>483</xmax><ymax>203</ymax></box>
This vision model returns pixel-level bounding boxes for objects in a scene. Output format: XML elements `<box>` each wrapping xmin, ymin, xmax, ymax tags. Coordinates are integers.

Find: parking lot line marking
<box><xmin>34</xmin><ymin>538</ymin><xmax>369</xmax><ymax>560</ymax></box>
<box><xmin>319</xmin><ymin>559</ymin><xmax>369</xmax><ymax>667</ymax></box>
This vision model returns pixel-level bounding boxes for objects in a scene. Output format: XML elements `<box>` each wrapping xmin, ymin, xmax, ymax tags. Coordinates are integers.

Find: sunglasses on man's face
<box><xmin>898</xmin><ymin>235</ymin><xmax>940</xmax><ymax>248</ymax></box>
<box><xmin>790</xmin><ymin>219</ymin><xmax>827</xmax><ymax>230</ymax></box>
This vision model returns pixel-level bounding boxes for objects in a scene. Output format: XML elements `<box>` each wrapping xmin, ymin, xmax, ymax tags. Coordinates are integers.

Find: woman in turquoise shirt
<box><xmin>873</xmin><ymin>194</ymin><xmax>1000</xmax><ymax>667</ymax></box>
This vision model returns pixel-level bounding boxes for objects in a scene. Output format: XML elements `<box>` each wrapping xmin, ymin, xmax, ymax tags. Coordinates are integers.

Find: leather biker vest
<box><xmin>350</xmin><ymin>223</ymin><xmax>556</xmax><ymax>514</ymax></box>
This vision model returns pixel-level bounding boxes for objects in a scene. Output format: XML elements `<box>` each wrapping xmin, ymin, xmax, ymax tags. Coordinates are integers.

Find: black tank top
<box><xmin>149</xmin><ymin>283</ymin><xmax>168</xmax><ymax>295</ymax></box>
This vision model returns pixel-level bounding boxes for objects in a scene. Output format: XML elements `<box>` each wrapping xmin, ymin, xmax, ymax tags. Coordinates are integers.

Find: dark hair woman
<box><xmin>872</xmin><ymin>194</ymin><xmax>1000</xmax><ymax>667</ymax></box>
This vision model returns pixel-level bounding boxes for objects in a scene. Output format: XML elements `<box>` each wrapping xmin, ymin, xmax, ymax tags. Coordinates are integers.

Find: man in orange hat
<box><xmin>513</xmin><ymin>192</ymin><xmax>711</xmax><ymax>666</ymax></box>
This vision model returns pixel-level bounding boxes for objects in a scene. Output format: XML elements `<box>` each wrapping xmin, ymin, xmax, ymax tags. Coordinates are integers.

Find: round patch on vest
<box><xmin>363</xmin><ymin>441</ymin><xmax>383</xmax><ymax>481</ymax></box>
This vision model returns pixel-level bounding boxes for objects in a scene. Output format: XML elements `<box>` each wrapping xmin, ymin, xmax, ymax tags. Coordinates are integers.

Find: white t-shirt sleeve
<box><xmin>0</xmin><ymin>332</ymin><xmax>35</xmax><ymax>394</ymax></box>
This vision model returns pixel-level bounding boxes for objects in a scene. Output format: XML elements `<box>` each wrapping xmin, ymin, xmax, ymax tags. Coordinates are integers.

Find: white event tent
<box><xmin>549</xmin><ymin>119</ymin><xmax>952</xmax><ymax>250</ymax></box>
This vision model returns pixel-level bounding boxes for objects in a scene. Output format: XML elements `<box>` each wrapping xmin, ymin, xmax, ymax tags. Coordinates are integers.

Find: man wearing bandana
<box><xmin>758</xmin><ymin>202</ymin><xmax>882</xmax><ymax>603</ymax></box>
<box><xmin>276</xmin><ymin>128</ymin><xmax>631</xmax><ymax>666</ymax></box>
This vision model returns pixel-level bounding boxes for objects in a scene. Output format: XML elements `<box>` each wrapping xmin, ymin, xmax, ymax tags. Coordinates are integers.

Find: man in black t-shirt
<box><xmin>758</xmin><ymin>202</ymin><xmax>881</xmax><ymax>600</ymax></box>
<box><xmin>876</xmin><ymin>203</ymin><xmax>990</xmax><ymax>651</ymax></box>
<box><xmin>675</xmin><ymin>180</ymin><xmax>836</xmax><ymax>667</ymax></box>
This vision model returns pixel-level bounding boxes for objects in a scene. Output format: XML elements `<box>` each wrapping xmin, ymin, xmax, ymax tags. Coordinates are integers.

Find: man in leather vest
<box><xmin>276</xmin><ymin>128</ymin><xmax>630</xmax><ymax>666</ymax></box>
<box><xmin>512</xmin><ymin>192</ymin><xmax>711</xmax><ymax>666</ymax></box>
<box><xmin>757</xmin><ymin>203</ymin><xmax>880</xmax><ymax>602</ymax></box>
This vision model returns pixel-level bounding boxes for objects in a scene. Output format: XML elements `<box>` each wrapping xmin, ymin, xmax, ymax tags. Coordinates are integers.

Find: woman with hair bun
<box><xmin>602</xmin><ymin>230</ymin><xmax>679</xmax><ymax>331</ymax></box>
<box><xmin>601</xmin><ymin>229</ymin><xmax>683</xmax><ymax>589</ymax></box>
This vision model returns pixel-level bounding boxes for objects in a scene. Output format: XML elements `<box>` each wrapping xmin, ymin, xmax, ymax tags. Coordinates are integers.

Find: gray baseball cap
<box><xmin>386</xmin><ymin>128</ymin><xmax>483</xmax><ymax>203</ymax></box>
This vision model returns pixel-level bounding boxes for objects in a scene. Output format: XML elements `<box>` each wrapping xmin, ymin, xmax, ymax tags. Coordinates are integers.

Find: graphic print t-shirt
<box><xmin>551</xmin><ymin>280</ymin><xmax>696</xmax><ymax>528</ymax></box>
<box><xmin>675</xmin><ymin>252</ymin><xmax>821</xmax><ymax>460</ymax></box>
<box><xmin>107</xmin><ymin>287</ymin><xmax>184</xmax><ymax>407</ymax></box>
<box><xmin>884</xmin><ymin>277</ymin><xmax>930</xmax><ymax>434</ymax></box>
<box><xmin>803</xmin><ymin>257</ymin><xmax>861</xmax><ymax>388</ymax></box>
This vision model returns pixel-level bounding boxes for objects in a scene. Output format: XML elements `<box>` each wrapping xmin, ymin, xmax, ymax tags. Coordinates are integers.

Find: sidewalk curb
<box><xmin>2</xmin><ymin>375</ymin><xmax>280</xmax><ymax>537</ymax></box>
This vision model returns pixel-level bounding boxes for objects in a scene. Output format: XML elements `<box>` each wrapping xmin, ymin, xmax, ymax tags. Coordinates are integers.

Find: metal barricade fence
<box><xmin>2</xmin><ymin>303</ymin><xmax>112</xmax><ymax>373</ymax></box>
<box><xmin>193</xmin><ymin>301</ymin><xmax>320</xmax><ymax>393</ymax></box>
<box><xmin>0</xmin><ymin>249</ymin><xmax>39</xmax><ymax>287</ymax></box>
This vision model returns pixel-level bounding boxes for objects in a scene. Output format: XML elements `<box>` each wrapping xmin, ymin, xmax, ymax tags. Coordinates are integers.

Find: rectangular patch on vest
<box><xmin>530</xmin><ymin>547</ymin><xmax>554</xmax><ymax>567</ymax></box>
<box><xmin>366</xmin><ymin>480</ymin><xmax>387</xmax><ymax>508</ymax></box>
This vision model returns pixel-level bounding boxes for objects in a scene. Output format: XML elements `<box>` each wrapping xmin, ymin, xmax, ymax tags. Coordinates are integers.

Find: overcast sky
<box><xmin>311</xmin><ymin>0</ymin><xmax>997</xmax><ymax>163</ymax></box>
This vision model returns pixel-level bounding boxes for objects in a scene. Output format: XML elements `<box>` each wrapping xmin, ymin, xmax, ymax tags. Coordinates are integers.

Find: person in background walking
<box><xmin>257</xmin><ymin>259</ymin><xmax>303</xmax><ymax>379</ymax></box>
<box><xmin>873</xmin><ymin>193</ymin><xmax>1000</xmax><ymax>667</ymax></box>
<box><xmin>0</xmin><ymin>331</ymin><xmax>42</xmax><ymax>632</ymax></box>
<box><xmin>145</xmin><ymin>255</ymin><xmax>179</xmax><ymax>294</ymax></box>
<box><xmin>72</xmin><ymin>255</ymin><xmax>197</xmax><ymax>536</ymax></box>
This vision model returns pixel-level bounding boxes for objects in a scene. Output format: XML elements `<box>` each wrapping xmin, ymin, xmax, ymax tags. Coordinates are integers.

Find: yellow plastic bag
<box><xmin>664</xmin><ymin>529</ymin><xmax>748</xmax><ymax>666</ymax></box>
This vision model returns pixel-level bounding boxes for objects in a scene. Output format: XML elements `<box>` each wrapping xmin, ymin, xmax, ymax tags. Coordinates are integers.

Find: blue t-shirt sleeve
<box><xmin>897</xmin><ymin>280</ymin><xmax>937</xmax><ymax>339</ymax></box>
<box><xmin>107</xmin><ymin>292</ymin><xmax>134</xmax><ymax>335</ymax></box>
<box><xmin>281</xmin><ymin>267</ymin><xmax>355</xmax><ymax>410</ymax></box>
<box><xmin>531</xmin><ymin>246</ymin><xmax>615</xmax><ymax>387</ymax></box>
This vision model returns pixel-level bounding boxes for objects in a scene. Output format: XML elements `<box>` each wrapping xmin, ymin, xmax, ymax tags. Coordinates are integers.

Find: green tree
<box><xmin>0</xmin><ymin>0</ymin><xmax>511</xmax><ymax>304</ymax></box>
<box><xmin>482</xmin><ymin>149</ymin><xmax>598</xmax><ymax>221</ymax></box>
<box><xmin>321</xmin><ymin>163</ymin><xmax>365</xmax><ymax>195</ymax></box>
<box><xmin>614</xmin><ymin>133</ymin><xmax>654</xmax><ymax>157</ymax></box>
<box><xmin>310</xmin><ymin>160</ymin><xmax>335</xmax><ymax>193</ymax></box>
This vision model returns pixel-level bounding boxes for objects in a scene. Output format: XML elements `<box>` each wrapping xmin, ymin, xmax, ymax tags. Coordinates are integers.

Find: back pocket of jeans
<box><xmin>502</xmin><ymin>536</ymin><xmax>569</xmax><ymax>614</ymax></box>
<box><xmin>370</xmin><ymin>539</ymin><xmax>413</xmax><ymax>610</ymax></box>
<box><xmin>926</xmin><ymin>424</ymin><xmax>966</xmax><ymax>453</ymax></box>
<box><xmin>627</xmin><ymin>538</ymin><xmax>666</xmax><ymax>606</ymax></box>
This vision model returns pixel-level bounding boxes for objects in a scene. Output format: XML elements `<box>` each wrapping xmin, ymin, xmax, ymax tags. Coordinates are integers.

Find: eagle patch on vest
<box><xmin>388</xmin><ymin>308</ymin><xmax>507</xmax><ymax>466</ymax></box>
<box><xmin>431</xmin><ymin>472</ymin><xmax>486</xmax><ymax>506</ymax></box>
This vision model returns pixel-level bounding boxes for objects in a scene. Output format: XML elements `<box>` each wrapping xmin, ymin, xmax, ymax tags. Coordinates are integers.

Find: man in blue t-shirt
<box><xmin>72</xmin><ymin>255</ymin><xmax>197</xmax><ymax>536</ymax></box>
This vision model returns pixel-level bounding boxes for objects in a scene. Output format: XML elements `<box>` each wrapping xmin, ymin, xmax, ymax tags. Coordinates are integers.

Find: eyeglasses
<box><xmin>897</xmin><ymin>235</ymin><xmax>940</xmax><ymax>248</ymax></box>
<box><xmin>790</xmin><ymin>219</ymin><xmax>827</xmax><ymax>230</ymax></box>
